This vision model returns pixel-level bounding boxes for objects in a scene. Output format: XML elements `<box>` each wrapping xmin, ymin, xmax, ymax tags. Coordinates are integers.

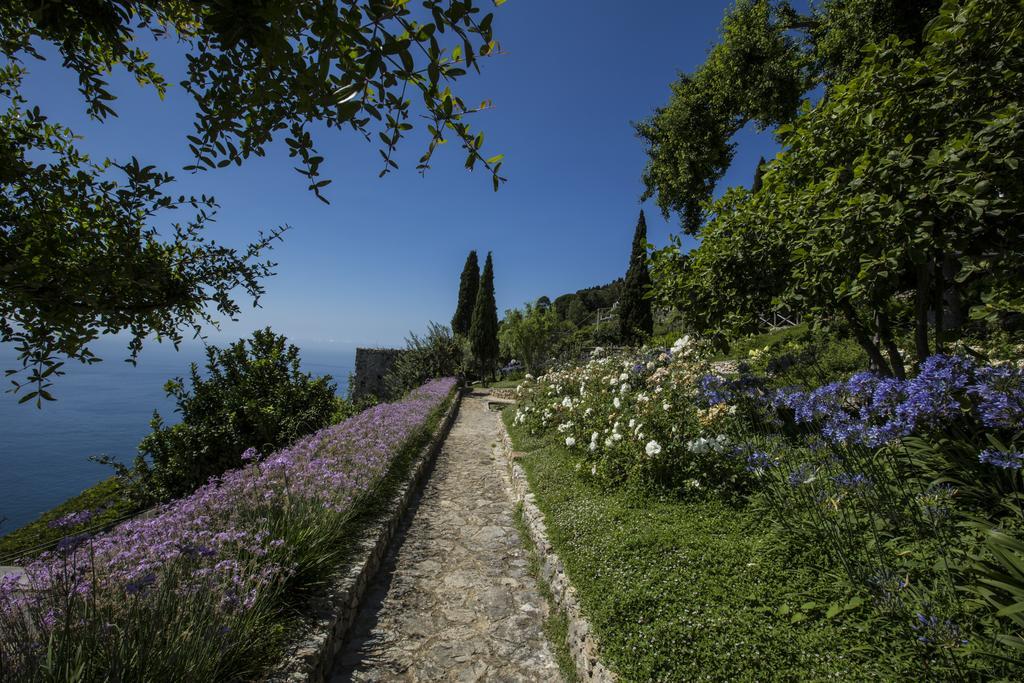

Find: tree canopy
<box><xmin>650</xmin><ymin>0</ymin><xmax>1024</xmax><ymax>376</ymax></box>
<box><xmin>451</xmin><ymin>250</ymin><xmax>480</xmax><ymax>336</ymax></box>
<box><xmin>619</xmin><ymin>210</ymin><xmax>653</xmax><ymax>344</ymax></box>
<box><xmin>499</xmin><ymin>301</ymin><xmax>567</xmax><ymax>374</ymax></box>
<box><xmin>636</xmin><ymin>0</ymin><xmax>941</xmax><ymax>234</ymax></box>
<box><xmin>1</xmin><ymin>0</ymin><xmax>505</xmax><ymax>404</ymax></box>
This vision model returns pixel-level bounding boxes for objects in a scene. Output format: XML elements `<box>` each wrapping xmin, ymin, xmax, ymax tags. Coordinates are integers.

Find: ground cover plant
<box><xmin>513</xmin><ymin>336</ymin><xmax>1024</xmax><ymax>678</ymax></box>
<box><xmin>0</xmin><ymin>378</ymin><xmax>456</xmax><ymax>681</ymax></box>
<box><xmin>504</xmin><ymin>410</ymin><xmax>914</xmax><ymax>680</ymax></box>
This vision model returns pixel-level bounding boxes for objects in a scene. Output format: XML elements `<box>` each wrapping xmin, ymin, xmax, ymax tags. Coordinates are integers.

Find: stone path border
<box><xmin>266</xmin><ymin>389</ymin><xmax>463</xmax><ymax>683</ymax></box>
<box><xmin>329</xmin><ymin>391</ymin><xmax>560</xmax><ymax>681</ymax></box>
<box><xmin>496</xmin><ymin>412</ymin><xmax>618</xmax><ymax>683</ymax></box>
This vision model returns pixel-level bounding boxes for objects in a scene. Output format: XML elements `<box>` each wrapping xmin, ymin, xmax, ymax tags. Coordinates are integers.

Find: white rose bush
<box><xmin>514</xmin><ymin>336</ymin><xmax>751</xmax><ymax>496</ymax></box>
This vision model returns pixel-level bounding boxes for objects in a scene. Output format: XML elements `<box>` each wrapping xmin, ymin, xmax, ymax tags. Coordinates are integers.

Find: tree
<box><xmin>636</xmin><ymin>0</ymin><xmax>941</xmax><ymax>234</ymax></box>
<box><xmin>566</xmin><ymin>297</ymin><xmax>589</xmax><ymax>327</ymax></box>
<box><xmin>451</xmin><ymin>251</ymin><xmax>480</xmax><ymax>336</ymax></box>
<box><xmin>620</xmin><ymin>211</ymin><xmax>654</xmax><ymax>344</ymax></box>
<box><xmin>469</xmin><ymin>251</ymin><xmax>499</xmax><ymax>378</ymax></box>
<box><xmin>122</xmin><ymin>328</ymin><xmax>337</xmax><ymax>501</ymax></box>
<box><xmin>751</xmin><ymin>156</ymin><xmax>767</xmax><ymax>194</ymax></box>
<box><xmin>499</xmin><ymin>303</ymin><xmax>567</xmax><ymax>374</ymax></box>
<box><xmin>1</xmin><ymin>0</ymin><xmax>506</xmax><ymax>405</ymax></box>
<box><xmin>384</xmin><ymin>322</ymin><xmax>463</xmax><ymax>399</ymax></box>
<box><xmin>651</xmin><ymin>0</ymin><xmax>1024</xmax><ymax>376</ymax></box>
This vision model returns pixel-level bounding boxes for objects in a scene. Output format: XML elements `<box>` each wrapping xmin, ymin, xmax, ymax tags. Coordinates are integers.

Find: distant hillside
<box><xmin>549</xmin><ymin>279</ymin><xmax>623</xmax><ymax>327</ymax></box>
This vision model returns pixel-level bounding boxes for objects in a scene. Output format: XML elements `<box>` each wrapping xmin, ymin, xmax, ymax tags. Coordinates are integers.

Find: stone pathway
<box><xmin>329</xmin><ymin>391</ymin><xmax>561</xmax><ymax>682</ymax></box>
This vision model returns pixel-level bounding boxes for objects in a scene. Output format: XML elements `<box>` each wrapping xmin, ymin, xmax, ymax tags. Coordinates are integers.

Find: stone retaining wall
<box><xmin>266</xmin><ymin>389</ymin><xmax>463</xmax><ymax>682</ymax></box>
<box><xmin>496</xmin><ymin>417</ymin><xmax>617</xmax><ymax>683</ymax></box>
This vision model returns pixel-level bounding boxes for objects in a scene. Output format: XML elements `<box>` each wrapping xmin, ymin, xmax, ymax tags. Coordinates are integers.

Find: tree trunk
<box><xmin>932</xmin><ymin>257</ymin><xmax>945</xmax><ymax>354</ymax></box>
<box><xmin>943</xmin><ymin>254</ymin><xmax>964</xmax><ymax>332</ymax></box>
<box><xmin>915</xmin><ymin>263</ymin><xmax>931</xmax><ymax>362</ymax></box>
<box><xmin>840</xmin><ymin>300</ymin><xmax>893</xmax><ymax>376</ymax></box>
<box><xmin>876</xmin><ymin>310</ymin><xmax>907</xmax><ymax>380</ymax></box>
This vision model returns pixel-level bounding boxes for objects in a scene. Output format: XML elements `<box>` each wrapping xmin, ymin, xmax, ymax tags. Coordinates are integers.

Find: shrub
<box><xmin>517</xmin><ymin>337</ymin><xmax>1024</xmax><ymax>675</ymax></box>
<box><xmin>498</xmin><ymin>302</ymin><xmax>573</xmax><ymax>375</ymax></box>
<box><xmin>126</xmin><ymin>328</ymin><xmax>338</xmax><ymax>502</ymax></box>
<box><xmin>384</xmin><ymin>322</ymin><xmax>463</xmax><ymax>399</ymax></box>
<box><xmin>514</xmin><ymin>337</ymin><xmax>750</xmax><ymax>497</ymax></box>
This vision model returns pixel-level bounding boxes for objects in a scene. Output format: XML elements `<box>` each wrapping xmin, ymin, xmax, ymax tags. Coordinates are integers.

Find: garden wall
<box><xmin>496</xmin><ymin>416</ymin><xmax>617</xmax><ymax>683</ymax></box>
<box><xmin>266</xmin><ymin>388</ymin><xmax>462</xmax><ymax>682</ymax></box>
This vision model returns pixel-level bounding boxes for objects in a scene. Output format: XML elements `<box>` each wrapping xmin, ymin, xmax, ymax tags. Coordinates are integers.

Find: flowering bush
<box><xmin>766</xmin><ymin>354</ymin><xmax>1024</xmax><ymax>451</ymax></box>
<box><xmin>514</xmin><ymin>337</ymin><xmax>750</xmax><ymax>496</ymax></box>
<box><xmin>0</xmin><ymin>378</ymin><xmax>456</xmax><ymax>681</ymax></box>
<box><xmin>519</xmin><ymin>337</ymin><xmax>1024</xmax><ymax>674</ymax></box>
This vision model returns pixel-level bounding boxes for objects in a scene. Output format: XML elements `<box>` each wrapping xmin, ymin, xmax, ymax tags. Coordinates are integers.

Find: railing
<box><xmin>757</xmin><ymin>310</ymin><xmax>800</xmax><ymax>331</ymax></box>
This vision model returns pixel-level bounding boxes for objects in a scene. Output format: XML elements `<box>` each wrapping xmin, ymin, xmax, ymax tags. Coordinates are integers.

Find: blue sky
<box><xmin>21</xmin><ymin>0</ymin><xmax>800</xmax><ymax>350</ymax></box>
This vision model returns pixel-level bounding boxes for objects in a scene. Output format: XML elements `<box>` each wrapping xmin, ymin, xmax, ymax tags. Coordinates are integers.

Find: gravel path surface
<box><xmin>329</xmin><ymin>391</ymin><xmax>561</xmax><ymax>682</ymax></box>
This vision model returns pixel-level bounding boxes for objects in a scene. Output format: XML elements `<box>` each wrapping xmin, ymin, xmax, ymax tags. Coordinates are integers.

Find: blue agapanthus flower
<box><xmin>979</xmin><ymin>448</ymin><xmax>1024</xmax><ymax>470</ymax></box>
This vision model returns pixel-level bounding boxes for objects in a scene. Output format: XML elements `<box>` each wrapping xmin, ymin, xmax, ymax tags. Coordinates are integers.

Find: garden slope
<box><xmin>503</xmin><ymin>411</ymin><xmax>915</xmax><ymax>681</ymax></box>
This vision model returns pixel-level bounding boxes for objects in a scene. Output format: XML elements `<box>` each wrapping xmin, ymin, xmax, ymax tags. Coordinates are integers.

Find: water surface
<box><xmin>0</xmin><ymin>341</ymin><xmax>353</xmax><ymax>534</ymax></box>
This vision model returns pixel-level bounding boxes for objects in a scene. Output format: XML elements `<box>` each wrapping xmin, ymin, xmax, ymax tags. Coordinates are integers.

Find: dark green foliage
<box><xmin>752</xmin><ymin>155</ymin><xmax>767</xmax><ymax>193</ymax></box>
<box><xmin>637</xmin><ymin>0</ymin><xmax>942</xmax><ymax>233</ymax></box>
<box><xmin>469</xmin><ymin>252</ymin><xmax>499</xmax><ymax>378</ymax></box>
<box><xmin>329</xmin><ymin>394</ymin><xmax>380</xmax><ymax>424</ymax></box>
<box><xmin>619</xmin><ymin>211</ymin><xmax>654</xmax><ymax>344</ymax></box>
<box><xmin>0</xmin><ymin>0</ymin><xmax>504</xmax><ymax>404</ymax></box>
<box><xmin>127</xmin><ymin>328</ymin><xmax>337</xmax><ymax>501</ymax></box>
<box><xmin>499</xmin><ymin>303</ymin><xmax>573</xmax><ymax>374</ymax></box>
<box><xmin>451</xmin><ymin>251</ymin><xmax>480</xmax><ymax>337</ymax></box>
<box><xmin>384</xmin><ymin>322</ymin><xmax>463</xmax><ymax>399</ymax></box>
<box><xmin>553</xmin><ymin>280</ymin><xmax>623</xmax><ymax>326</ymax></box>
<box><xmin>650</xmin><ymin>0</ymin><xmax>1024</xmax><ymax>375</ymax></box>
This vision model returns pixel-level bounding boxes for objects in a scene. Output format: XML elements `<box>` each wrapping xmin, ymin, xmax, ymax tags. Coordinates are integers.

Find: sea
<box><xmin>0</xmin><ymin>340</ymin><xmax>354</xmax><ymax>535</ymax></box>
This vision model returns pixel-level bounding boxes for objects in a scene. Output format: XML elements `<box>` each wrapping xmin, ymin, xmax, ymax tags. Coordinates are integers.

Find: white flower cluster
<box><xmin>686</xmin><ymin>434</ymin><xmax>731</xmax><ymax>455</ymax></box>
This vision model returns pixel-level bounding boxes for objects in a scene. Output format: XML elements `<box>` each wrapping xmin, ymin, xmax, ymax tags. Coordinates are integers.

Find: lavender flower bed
<box><xmin>0</xmin><ymin>378</ymin><xmax>456</xmax><ymax>681</ymax></box>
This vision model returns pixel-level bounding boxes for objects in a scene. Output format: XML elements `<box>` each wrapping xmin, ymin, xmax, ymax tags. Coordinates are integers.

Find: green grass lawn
<box><xmin>479</xmin><ymin>378</ymin><xmax>522</xmax><ymax>389</ymax></box>
<box><xmin>503</xmin><ymin>409</ymin><xmax>918</xmax><ymax>681</ymax></box>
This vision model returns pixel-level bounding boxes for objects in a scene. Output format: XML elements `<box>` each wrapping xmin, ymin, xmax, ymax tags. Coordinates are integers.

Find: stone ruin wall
<box><xmin>351</xmin><ymin>348</ymin><xmax>404</xmax><ymax>400</ymax></box>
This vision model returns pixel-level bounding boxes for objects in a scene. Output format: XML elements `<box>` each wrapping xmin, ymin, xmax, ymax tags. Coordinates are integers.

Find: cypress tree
<box><xmin>619</xmin><ymin>210</ymin><xmax>654</xmax><ymax>344</ymax></box>
<box><xmin>451</xmin><ymin>250</ymin><xmax>479</xmax><ymax>336</ymax></box>
<box><xmin>752</xmin><ymin>156</ymin><xmax>766</xmax><ymax>194</ymax></box>
<box><xmin>469</xmin><ymin>251</ymin><xmax>499</xmax><ymax>378</ymax></box>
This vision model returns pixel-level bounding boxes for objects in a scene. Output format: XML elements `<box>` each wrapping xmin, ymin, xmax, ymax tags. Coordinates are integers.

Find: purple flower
<box><xmin>746</xmin><ymin>451</ymin><xmax>778</xmax><ymax>473</ymax></box>
<box><xmin>912</xmin><ymin>612</ymin><xmax>969</xmax><ymax>648</ymax></box>
<box><xmin>979</xmin><ymin>448</ymin><xmax>1024</xmax><ymax>470</ymax></box>
<box><xmin>832</xmin><ymin>472</ymin><xmax>871</xmax><ymax>489</ymax></box>
<box><xmin>767</xmin><ymin>355</ymin><xmax>1024</xmax><ymax>448</ymax></box>
<box><xmin>787</xmin><ymin>463</ymin><xmax>816</xmax><ymax>486</ymax></box>
<box><xmin>0</xmin><ymin>378</ymin><xmax>457</xmax><ymax>654</ymax></box>
<box><xmin>48</xmin><ymin>509</ymin><xmax>96</xmax><ymax>529</ymax></box>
